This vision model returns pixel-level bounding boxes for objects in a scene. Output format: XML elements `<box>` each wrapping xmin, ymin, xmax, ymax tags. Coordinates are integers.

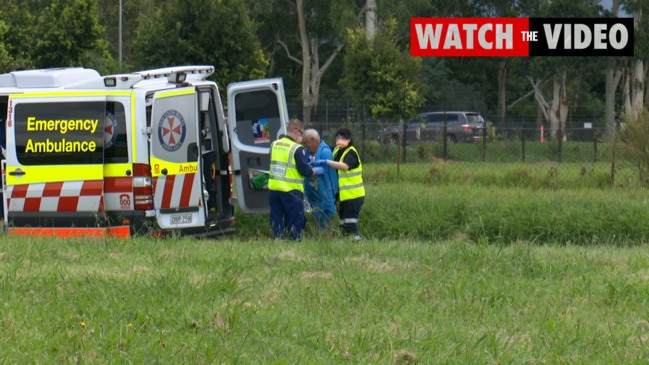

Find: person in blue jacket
<box><xmin>302</xmin><ymin>129</ymin><xmax>338</xmax><ymax>230</ymax></box>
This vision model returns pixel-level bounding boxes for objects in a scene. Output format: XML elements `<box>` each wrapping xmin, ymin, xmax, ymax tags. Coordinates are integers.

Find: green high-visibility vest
<box><xmin>334</xmin><ymin>146</ymin><xmax>364</xmax><ymax>201</ymax></box>
<box><xmin>268</xmin><ymin>137</ymin><xmax>304</xmax><ymax>192</ymax></box>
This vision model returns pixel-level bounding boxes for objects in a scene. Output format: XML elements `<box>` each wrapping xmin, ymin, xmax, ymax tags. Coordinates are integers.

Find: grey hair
<box><xmin>302</xmin><ymin>128</ymin><xmax>320</xmax><ymax>143</ymax></box>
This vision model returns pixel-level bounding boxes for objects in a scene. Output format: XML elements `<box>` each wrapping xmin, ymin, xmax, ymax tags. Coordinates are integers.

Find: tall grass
<box><xmin>363</xmin><ymin>140</ymin><xmax>611</xmax><ymax>164</ymax></box>
<box><xmin>363</xmin><ymin>162</ymin><xmax>631</xmax><ymax>189</ymax></box>
<box><xmin>2</xmin><ymin>236</ymin><xmax>649</xmax><ymax>363</ymax></box>
<box><xmin>235</xmin><ymin>162</ymin><xmax>647</xmax><ymax>244</ymax></box>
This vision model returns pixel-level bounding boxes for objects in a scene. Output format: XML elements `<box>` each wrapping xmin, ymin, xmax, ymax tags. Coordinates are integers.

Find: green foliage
<box><xmin>341</xmin><ymin>19</ymin><xmax>426</xmax><ymax>121</ymax></box>
<box><xmin>34</xmin><ymin>0</ymin><xmax>113</xmax><ymax>70</ymax></box>
<box><xmin>363</xmin><ymin>141</ymin><xmax>388</xmax><ymax>161</ymax></box>
<box><xmin>625</xmin><ymin>0</ymin><xmax>649</xmax><ymax>60</ymax></box>
<box><xmin>96</xmin><ymin>0</ymin><xmax>155</xmax><ymax>72</ymax></box>
<box><xmin>0</xmin><ymin>21</ymin><xmax>12</xmax><ymax>71</ymax></box>
<box><xmin>133</xmin><ymin>0</ymin><xmax>267</xmax><ymax>84</ymax></box>
<box><xmin>415</xmin><ymin>142</ymin><xmax>435</xmax><ymax>160</ymax></box>
<box><xmin>614</xmin><ymin>110</ymin><xmax>649</xmax><ymax>186</ymax></box>
<box><xmin>0</xmin><ymin>0</ymin><xmax>38</xmax><ymax>71</ymax></box>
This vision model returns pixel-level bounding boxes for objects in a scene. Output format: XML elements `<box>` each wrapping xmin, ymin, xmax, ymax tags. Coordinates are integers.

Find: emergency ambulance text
<box><xmin>27</xmin><ymin>116</ymin><xmax>99</xmax><ymax>134</ymax></box>
<box><xmin>24</xmin><ymin>138</ymin><xmax>97</xmax><ymax>153</ymax></box>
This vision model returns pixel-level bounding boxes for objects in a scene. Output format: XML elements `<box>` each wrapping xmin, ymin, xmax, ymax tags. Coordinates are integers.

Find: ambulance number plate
<box><xmin>170</xmin><ymin>213</ymin><xmax>193</xmax><ymax>225</ymax></box>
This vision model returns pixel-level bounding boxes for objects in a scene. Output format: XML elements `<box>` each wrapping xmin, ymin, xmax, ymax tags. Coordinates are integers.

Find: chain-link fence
<box><xmin>309</xmin><ymin>122</ymin><xmax>609</xmax><ymax>164</ymax></box>
<box><xmin>286</xmin><ymin>89</ymin><xmax>627</xmax><ymax>183</ymax></box>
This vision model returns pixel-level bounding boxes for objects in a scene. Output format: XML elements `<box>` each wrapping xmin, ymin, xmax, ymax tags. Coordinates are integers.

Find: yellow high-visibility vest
<box><xmin>334</xmin><ymin>146</ymin><xmax>364</xmax><ymax>201</ymax></box>
<box><xmin>268</xmin><ymin>136</ymin><xmax>304</xmax><ymax>192</ymax></box>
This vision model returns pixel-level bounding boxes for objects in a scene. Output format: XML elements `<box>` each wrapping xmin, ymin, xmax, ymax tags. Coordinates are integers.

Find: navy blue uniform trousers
<box><xmin>269</xmin><ymin>189</ymin><xmax>306</xmax><ymax>240</ymax></box>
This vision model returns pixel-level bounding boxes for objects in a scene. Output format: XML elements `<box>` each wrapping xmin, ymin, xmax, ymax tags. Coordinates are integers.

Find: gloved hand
<box><xmin>313</xmin><ymin>160</ymin><xmax>329</xmax><ymax>166</ymax></box>
<box><xmin>313</xmin><ymin>167</ymin><xmax>324</xmax><ymax>175</ymax></box>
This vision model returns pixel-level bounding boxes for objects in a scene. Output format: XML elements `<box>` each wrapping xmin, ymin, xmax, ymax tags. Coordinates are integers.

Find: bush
<box><xmin>615</xmin><ymin>110</ymin><xmax>649</xmax><ymax>186</ymax></box>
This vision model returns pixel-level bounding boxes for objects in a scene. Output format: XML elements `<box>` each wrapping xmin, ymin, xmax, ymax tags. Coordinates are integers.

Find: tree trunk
<box><xmin>296</xmin><ymin>0</ymin><xmax>312</xmax><ymax>125</ymax></box>
<box><xmin>631</xmin><ymin>60</ymin><xmax>644</xmax><ymax>115</ymax></box>
<box><xmin>604</xmin><ymin>65</ymin><xmax>623</xmax><ymax>137</ymax></box>
<box><xmin>549</xmin><ymin>79</ymin><xmax>561</xmax><ymax>140</ymax></box>
<box><xmin>549</xmin><ymin>72</ymin><xmax>569</xmax><ymax>141</ymax></box>
<box><xmin>366</xmin><ymin>0</ymin><xmax>376</xmax><ymax>40</ymax></box>
<box><xmin>295</xmin><ymin>0</ymin><xmax>344</xmax><ymax>126</ymax></box>
<box><xmin>643</xmin><ymin>62</ymin><xmax>649</xmax><ymax>111</ymax></box>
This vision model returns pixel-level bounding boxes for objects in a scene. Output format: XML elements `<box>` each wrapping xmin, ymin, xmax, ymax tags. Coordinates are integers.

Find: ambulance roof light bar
<box><xmin>0</xmin><ymin>67</ymin><xmax>101</xmax><ymax>88</ymax></box>
<box><xmin>133</xmin><ymin>65</ymin><xmax>215</xmax><ymax>82</ymax></box>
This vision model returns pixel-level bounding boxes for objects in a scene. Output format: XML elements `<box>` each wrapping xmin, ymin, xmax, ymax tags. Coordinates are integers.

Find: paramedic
<box><xmin>268</xmin><ymin>119</ymin><xmax>322</xmax><ymax>240</ymax></box>
<box><xmin>302</xmin><ymin>129</ymin><xmax>337</xmax><ymax>230</ymax></box>
<box><xmin>315</xmin><ymin>128</ymin><xmax>365</xmax><ymax>240</ymax></box>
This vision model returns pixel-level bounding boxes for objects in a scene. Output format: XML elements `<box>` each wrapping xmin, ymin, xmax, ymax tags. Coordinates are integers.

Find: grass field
<box><xmin>1</xmin><ymin>236</ymin><xmax>649</xmax><ymax>363</ymax></box>
<box><xmin>2</xmin><ymin>161</ymin><xmax>648</xmax><ymax>363</ymax></box>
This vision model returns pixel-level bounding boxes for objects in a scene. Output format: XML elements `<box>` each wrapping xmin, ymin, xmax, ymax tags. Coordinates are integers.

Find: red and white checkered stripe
<box><xmin>153</xmin><ymin>173</ymin><xmax>200</xmax><ymax>209</ymax></box>
<box><xmin>8</xmin><ymin>180</ymin><xmax>104</xmax><ymax>212</ymax></box>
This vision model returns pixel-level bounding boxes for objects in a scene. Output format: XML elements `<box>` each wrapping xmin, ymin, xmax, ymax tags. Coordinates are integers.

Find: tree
<box><xmin>97</xmin><ymin>0</ymin><xmax>154</xmax><ymax>72</ymax></box>
<box><xmin>0</xmin><ymin>21</ymin><xmax>12</xmax><ymax>72</ymax></box>
<box><xmin>273</xmin><ymin>0</ymin><xmax>365</xmax><ymax>125</ymax></box>
<box><xmin>0</xmin><ymin>0</ymin><xmax>39</xmax><ymax>71</ymax></box>
<box><xmin>615</xmin><ymin>110</ymin><xmax>649</xmax><ymax>185</ymax></box>
<box><xmin>34</xmin><ymin>0</ymin><xmax>113</xmax><ymax>71</ymax></box>
<box><xmin>622</xmin><ymin>0</ymin><xmax>649</xmax><ymax>117</ymax></box>
<box><xmin>342</xmin><ymin>20</ymin><xmax>426</xmax><ymax>121</ymax></box>
<box><xmin>133</xmin><ymin>0</ymin><xmax>267</xmax><ymax>85</ymax></box>
<box><xmin>601</xmin><ymin>0</ymin><xmax>628</xmax><ymax>137</ymax></box>
<box><xmin>524</xmin><ymin>0</ymin><xmax>604</xmax><ymax>140</ymax></box>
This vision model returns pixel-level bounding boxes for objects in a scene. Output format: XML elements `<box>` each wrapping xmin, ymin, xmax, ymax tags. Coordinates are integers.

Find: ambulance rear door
<box><xmin>227</xmin><ymin>78</ymin><xmax>288</xmax><ymax>214</ymax></box>
<box><xmin>5</xmin><ymin>94</ymin><xmax>106</xmax><ymax>228</ymax></box>
<box><xmin>149</xmin><ymin>87</ymin><xmax>206</xmax><ymax>229</ymax></box>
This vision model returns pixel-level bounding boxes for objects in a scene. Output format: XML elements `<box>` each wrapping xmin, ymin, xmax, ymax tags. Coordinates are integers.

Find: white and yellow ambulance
<box><xmin>0</xmin><ymin>65</ymin><xmax>287</xmax><ymax>238</ymax></box>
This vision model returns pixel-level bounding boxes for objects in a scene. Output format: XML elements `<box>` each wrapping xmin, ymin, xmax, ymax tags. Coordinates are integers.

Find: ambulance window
<box><xmin>104</xmin><ymin>102</ymin><xmax>128</xmax><ymax>163</ymax></box>
<box><xmin>234</xmin><ymin>90</ymin><xmax>281</xmax><ymax>147</ymax></box>
<box><xmin>14</xmin><ymin>101</ymin><xmax>104</xmax><ymax>165</ymax></box>
<box><xmin>200</xmin><ymin>90</ymin><xmax>217</xmax><ymax>153</ymax></box>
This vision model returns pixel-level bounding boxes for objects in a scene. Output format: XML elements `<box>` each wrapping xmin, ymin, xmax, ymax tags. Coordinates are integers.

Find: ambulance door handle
<box><xmin>161</xmin><ymin>168</ymin><xmax>168</xmax><ymax>175</ymax></box>
<box><xmin>9</xmin><ymin>169</ymin><xmax>25</xmax><ymax>176</ymax></box>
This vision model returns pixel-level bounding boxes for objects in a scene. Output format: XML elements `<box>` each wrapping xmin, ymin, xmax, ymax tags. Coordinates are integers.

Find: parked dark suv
<box><xmin>378</xmin><ymin>111</ymin><xmax>486</xmax><ymax>145</ymax></box>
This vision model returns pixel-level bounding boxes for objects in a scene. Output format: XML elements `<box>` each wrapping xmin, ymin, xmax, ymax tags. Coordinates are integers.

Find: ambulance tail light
<box><xmin>133</xmin><ymin>163</ymin><xmax>154</xmax><ymax>210</ymax></box>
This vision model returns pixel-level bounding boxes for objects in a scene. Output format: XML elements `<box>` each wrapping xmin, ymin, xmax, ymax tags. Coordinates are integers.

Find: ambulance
<box><xmin>0</xmin><ymin>65</ymin><xmax>286</xmax><ymax>238</ymax></box>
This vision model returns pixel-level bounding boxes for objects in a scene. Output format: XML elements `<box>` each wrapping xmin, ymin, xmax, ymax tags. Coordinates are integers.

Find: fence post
<box><xmin>521</xmin><ymin>129</ymin><xmax>526</xmax><ymax>162</ymax></box>
<box><xmin>558</xmin><ymin>129</ymin><xmax>563</xmax><ymax>163</ymax></box>
<box><xmin>443</xmin><ymin>116</ymin><xmax>448</xmax><ymax>161</ymax></box>
<box><xmin>593</xmin><ymin>130</ymin><xmax>598</xmax><ymax>163</ymax></box>
<box><xmin>361</xmin><ymin>103</ymin><xmax>366</xmax><ymax>163</ymax></box>
<box><xmin>401</xmin><ymin>122</ymin><xmax>407</xmax><ymax>163</ymax></box>
<box><xmin>482</xmin><ymin>123</ymin><xmax>487</xmax><ymax>162</ymax></box>
<box><xmin>610</xmin><ymin>134</ymin><xmax>616</xmax><ymax>185</ymax></box>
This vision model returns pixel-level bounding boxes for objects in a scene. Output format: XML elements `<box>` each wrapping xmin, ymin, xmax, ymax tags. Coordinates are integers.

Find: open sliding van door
<box><xmin>227</xmin><ymin>78</ymin><xmax>289</xmax><ymax>214</ymax></box>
